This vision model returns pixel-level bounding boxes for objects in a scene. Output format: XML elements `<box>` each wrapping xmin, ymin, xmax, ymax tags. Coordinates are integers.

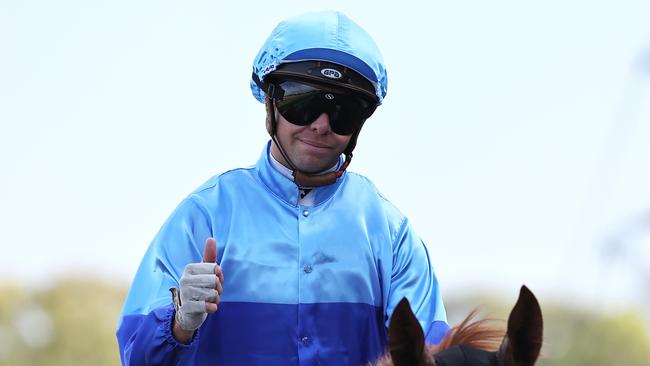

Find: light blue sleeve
<box><xmin>116</xmin><ymin>196</ymin><xmax>213</xmax><ymax>365</ymax></box>
<box><xmin>386</xmin><ymin>219</ymin><xmax>449</xmax><ymax>344</ymax></box>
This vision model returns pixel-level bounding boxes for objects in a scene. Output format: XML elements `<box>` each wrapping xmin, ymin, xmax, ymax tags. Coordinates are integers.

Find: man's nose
<box><xmin>309</xmin><ymin>113</ymin><xmax>332</xmax><ymax>134</ymax></box>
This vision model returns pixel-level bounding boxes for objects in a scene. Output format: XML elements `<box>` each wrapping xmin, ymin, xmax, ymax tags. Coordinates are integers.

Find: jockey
<box><xmin>117</xmin><ymin>10</ymin><xmax>449</xmax><ymax>366</ymax></box>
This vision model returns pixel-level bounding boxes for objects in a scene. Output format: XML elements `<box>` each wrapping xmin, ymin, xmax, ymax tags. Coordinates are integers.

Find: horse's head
<box><xmin>378</xmin><ymin>285</ymin><xmax>543</xmax><ymax>366</ymax></box>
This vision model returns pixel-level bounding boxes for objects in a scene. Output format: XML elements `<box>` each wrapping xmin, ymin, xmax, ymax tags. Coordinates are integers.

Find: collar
<box><xmin>256</xmin><ymin>141</ymin><xmax>345</xmax><ymax>207</ymax></box>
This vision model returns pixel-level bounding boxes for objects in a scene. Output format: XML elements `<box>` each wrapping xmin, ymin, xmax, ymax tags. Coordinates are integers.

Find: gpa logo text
<box><xmin>321</xmin><ymin>68</ymin><xmax>342</xmax><ymax>79</ymax></box>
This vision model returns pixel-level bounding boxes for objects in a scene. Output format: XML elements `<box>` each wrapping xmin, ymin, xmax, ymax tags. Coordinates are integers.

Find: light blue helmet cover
<box><xmin>250</xmin><ymin>11</ymin><xmax>388</xmax><ymax>105</ymax></box>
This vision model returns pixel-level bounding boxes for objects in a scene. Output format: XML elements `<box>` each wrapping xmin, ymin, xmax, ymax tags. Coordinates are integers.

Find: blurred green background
<box><xmin>1</xmin><ymin>278</ymin><xmax>648</xmax><ymax>365</ymax></box>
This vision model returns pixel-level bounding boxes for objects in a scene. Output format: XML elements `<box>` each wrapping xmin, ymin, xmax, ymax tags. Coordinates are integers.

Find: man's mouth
<box><xmin>298</xmin><ymin>139</ymin><xmax>331</xmax><ymax>149</ymax></box>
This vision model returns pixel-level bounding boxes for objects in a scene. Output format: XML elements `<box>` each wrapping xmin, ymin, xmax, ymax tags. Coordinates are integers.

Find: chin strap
<box><xmin>293</xmin><ymin>152</ymin><xmax>352</xmax><ymax>187</ymax></box>
<box><xmin>267</xmin><ymin>98</ymin><xmax>357</xmax><ymax>188</ymax></box>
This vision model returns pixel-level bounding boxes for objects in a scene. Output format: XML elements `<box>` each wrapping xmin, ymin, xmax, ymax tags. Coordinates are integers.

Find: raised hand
<box><xmin>175</xmin><ymin>237</ymin><xmax>224</xmax><ymax>333</ymax></box>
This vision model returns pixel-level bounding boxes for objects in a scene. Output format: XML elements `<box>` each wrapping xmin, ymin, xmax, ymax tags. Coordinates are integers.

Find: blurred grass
<box><xmin>0</xmin><ymin>278</ymin><xmax>127</xmax><ymax>366</ymax></box>
<box><xmin>1</xmin><ymin>277</ymin><xmax>649</xmax><ymax>365</ymax></box>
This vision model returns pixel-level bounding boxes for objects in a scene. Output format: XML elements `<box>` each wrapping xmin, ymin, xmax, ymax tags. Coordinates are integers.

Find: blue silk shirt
<box><xmin>116</xmin><ymin>142</ymin><xmax>448</xmax><ymax>365</ymax></box>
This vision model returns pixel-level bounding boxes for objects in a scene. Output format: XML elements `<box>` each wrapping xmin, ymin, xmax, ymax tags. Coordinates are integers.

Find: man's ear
<box><xmin>389</xmin><ymin>298</ymin><xmax>426</xmax><ymax>366</ymax></box>
<box><xmin>497</xmin><ymin>285</ymin><xmax>543</xmax><ymax>366</ymax></box>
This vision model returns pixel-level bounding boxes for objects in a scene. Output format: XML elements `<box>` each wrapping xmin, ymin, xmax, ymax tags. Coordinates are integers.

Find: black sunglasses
<box><xmin>271</xmin><ymin>81</ymin><xmax>377</xmax><ymax>135</ymax></box>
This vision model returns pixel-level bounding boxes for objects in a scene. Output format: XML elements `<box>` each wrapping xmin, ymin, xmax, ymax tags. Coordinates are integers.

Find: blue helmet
<box><xmin>250</xmin><ymin>11</ymin><xmax>388</xmax><ymax>105</ymax></box>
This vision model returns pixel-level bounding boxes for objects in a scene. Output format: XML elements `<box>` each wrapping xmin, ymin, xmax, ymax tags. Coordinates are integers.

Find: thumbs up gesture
<box><xmin>174</xmin><ymin>237</ymin><xmax>225</xmax><ymax>332</ymax></box>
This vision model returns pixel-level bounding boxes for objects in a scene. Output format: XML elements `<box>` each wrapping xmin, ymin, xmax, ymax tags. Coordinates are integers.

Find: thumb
<box><xmin>202</xmin><ymin>237</ymin><xmax>217</xmax><ymax>263</ymax></box>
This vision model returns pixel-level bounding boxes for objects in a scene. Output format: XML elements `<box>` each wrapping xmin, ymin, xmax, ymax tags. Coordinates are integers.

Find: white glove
<box><xmin>171</xmin><ymin>238</ymin><xmax>224</xmax><ymax>331</ymax></box>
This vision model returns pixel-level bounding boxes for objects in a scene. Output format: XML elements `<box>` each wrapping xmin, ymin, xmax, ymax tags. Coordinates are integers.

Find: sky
<box><xmin>1</xmin><ymin>1</ymin><xmax>649</xmax><ymax>313</ymax></box>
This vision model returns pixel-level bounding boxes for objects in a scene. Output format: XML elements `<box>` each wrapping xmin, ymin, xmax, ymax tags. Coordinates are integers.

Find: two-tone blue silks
<box><xmin>116</xmin><ymin>142</ymin><xmax>448</xmax><ymax>365</ymax></box>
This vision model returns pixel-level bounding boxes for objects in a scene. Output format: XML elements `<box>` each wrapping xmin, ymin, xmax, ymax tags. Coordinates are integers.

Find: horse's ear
<box><xmin>497</xmin><ymin>285</ymin><xmax>543</xmax><ymax>366</ymax></box>
<box><xmin>389</xmin><ymin>298</ymin><xmax>426</xmax><ymax>366</ymax></box>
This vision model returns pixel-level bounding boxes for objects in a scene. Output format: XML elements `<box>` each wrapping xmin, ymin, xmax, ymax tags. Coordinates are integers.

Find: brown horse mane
<box><xmin>372</xmin><ymin>309</ymin><xmax>505</xmax><ymax>366</ymax></box>
<box><xmin>432</xmin><ymin>309</ymin><xmax>504</xmax><ymax>354</ymax></box>
<box><xmin>374</xmin><ymin>286</ymin><xmax>542</xmax><ymax>366</ymax></box>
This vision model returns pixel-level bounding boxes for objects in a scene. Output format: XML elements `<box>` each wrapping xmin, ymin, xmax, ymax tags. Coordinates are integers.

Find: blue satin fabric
<box><xmin>117</xmin><ymin>142</ymin><xmax>448</xmax><ymax>365</ymax></box>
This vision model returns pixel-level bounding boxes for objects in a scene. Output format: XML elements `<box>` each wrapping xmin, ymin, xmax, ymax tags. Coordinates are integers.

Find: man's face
<box><xmin>270</xmin><ymin>110</ymin><xmax>352</xmax><ymax>174</ymax></box>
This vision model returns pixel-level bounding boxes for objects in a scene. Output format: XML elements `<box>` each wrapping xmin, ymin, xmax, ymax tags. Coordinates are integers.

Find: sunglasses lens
<box><xmin>275</xmin><ymin>93</ymin><xmax>323</xmax><ymax>126</ymax></box>
<box><xmin>273</xmin><ymin>81</ymin><xmax>374</xmax><ymax>135</ymax></box>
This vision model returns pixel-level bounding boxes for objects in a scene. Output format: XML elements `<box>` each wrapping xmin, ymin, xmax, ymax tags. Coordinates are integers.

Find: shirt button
<box><xmin>302</xmin><ymin>210</ymin><xmax>309</xmax><ymax>217</ymax></box>
<box><xmin>301</xmin><ymin>336</ymin><xmax>309</xmax><ymax>344</ymax></box>
<box><xmin>303</xmin><ymin>265</ymin><xmax>313</xmax><ymax>273</ymax></box>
